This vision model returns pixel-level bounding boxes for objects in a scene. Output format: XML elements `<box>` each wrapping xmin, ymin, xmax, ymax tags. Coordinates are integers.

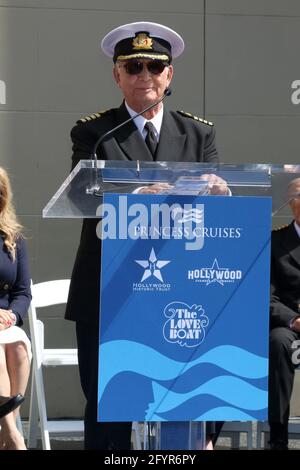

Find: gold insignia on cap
<box><xmin>132</xmin><ymin>33</ymin><xmax>153</xmax><ymax>50</ymax></box>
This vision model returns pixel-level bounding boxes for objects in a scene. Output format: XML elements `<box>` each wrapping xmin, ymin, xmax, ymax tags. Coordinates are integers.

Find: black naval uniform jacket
<box><xmin>270</xmin><ymin>222</ymin><xmax>300</xmax><ymax>330</ymax></box>
<box><xmin>65</xmin><ymin>102</ymin><xmax>219</xmax><ymax>325</ymax></box>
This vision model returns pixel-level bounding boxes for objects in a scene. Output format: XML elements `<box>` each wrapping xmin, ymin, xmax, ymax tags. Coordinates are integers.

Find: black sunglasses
<box><xmin>121</xmin><ymin>60</ymin><xmax>168</xmax><ymax>76</ymax></box>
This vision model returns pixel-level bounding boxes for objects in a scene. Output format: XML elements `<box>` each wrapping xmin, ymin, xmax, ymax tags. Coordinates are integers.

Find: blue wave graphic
<box><xmin>159</xmin><ymin>362</ymin><xmax>269</xmax><ymax>393</ymax></box>
<box><xmin>196</xmin><ymin>407</ymin><xmax>258</xmax><ymax>421</ymax></box>
<box><xmin>148</xmin><ymin>392</ymin><xmax>267</xmax><ymax>422</ymax></box>
<box><xmin>142</xmin><ymin>394</ymin><xmax>268</xmax><ymax>421</ymax></box>
<box><xmin>199</xmin><ymin>346</ymin><xmax>268</xmax><ymax>378</ymax></box>
<box><xmin>151</xmin><ymin>408</ymin><xmax>259</xmax><ymax>422</ymax></box>
<box><xmin>98</xmin><ymin>340</ymin><xmax>268</xmax><ymax>400</ymax></box>
<box><xmin>146</xmin><ymin>377</ymin><xmax>267</xmax><ymax>419</ymax></box>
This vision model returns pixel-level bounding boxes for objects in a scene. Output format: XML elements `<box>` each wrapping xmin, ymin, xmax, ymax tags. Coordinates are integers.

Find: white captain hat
<box><xmin>101</xmin><ymin>21</ymin><xmax>185</xmax><ymax>63</ymax></box>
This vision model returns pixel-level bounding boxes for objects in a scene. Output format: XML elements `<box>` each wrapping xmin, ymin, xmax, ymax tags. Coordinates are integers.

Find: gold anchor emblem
<box><xmin>132</xmin><ymin>33</ymin><xmax>153</xmax><ymax>50</ymax></box>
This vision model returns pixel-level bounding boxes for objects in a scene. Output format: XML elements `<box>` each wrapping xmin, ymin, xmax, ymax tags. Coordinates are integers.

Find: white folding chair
<box><xmin>27</xmin><ymin>279</ymin><xmax>83</xmax><ymax>450</ymax></box>
<box><xmin>131</xmin><ymin>422</ymin><xmax>142</xmax><ymax>450</ymax></box>
<box><xmin>220</xmin><ymin>421</ymin><xmax>253</xmax><ymax>449</ymax></box>
<box><xmin>27</xmin><ymin>279</ymin><xmax>142</xmax><ymax>450</ymax></box>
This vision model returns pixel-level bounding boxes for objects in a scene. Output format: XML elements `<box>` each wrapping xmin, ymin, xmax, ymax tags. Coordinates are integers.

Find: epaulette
<box><xmin>273</xmin><ymin>224</ymin><xmax>289</xmax><ymax>232</ymax></box>
<box><xmin>177</xmin><ymin>110</ymin><xmax>214</xmax><ymax>126</ymax></box>
<box><xmin>77</xmin><ymin>109</ymin><xmax>111</xmax><ymax>124</ymax></box>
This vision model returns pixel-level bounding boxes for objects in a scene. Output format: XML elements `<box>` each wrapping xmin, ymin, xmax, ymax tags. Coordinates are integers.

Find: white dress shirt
<box><xmin>294</xmin><ymin>221</ymin><xmax>300</xmax><ymax>239</ymax></box>
<box><xmin>125</xmin><ymin>101</ymin><xmax>163</xmax><ymax>141</ymax></box>
<box><xmin>125</xmin><ymin>102</ymin><xmax>164</xmax><ymax>194</ymax></box>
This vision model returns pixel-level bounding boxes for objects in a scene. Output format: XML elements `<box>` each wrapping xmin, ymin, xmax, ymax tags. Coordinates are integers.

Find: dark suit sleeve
<box><xmin>269</xmin><ymin>251</ymin><xmax>298</xmax><ymax>329</ymax></box>
<box><xmin>270</xmin><ymin>289</ymin><xmax>298</xmax><ymax>329</ymax></box>
<box><xmin>9</xmin><ymin>238</ymin><xmax>32</xmax><ymax>326</ymax></box>
<box><xmin>203</xmin><ymin>125</ymin><xmax>219</xmax><ymax>163</ymax></box>
<box><xmin>71</xmin><ymin>124</ymin><xmax>94</xmax><ymax>170</ymax></box>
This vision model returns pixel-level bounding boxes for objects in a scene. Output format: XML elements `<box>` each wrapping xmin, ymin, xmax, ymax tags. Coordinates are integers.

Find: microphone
<box><xmin>92</xmin><ymin>87</ymin><xmax>171</xmax><ymax>158</ymax></box>
<box><xmin>87</xmin><ymin>88</ymin><xmax>171</xmax><ymax>194</ymax></box>
<box><xmin>272</xmin><ymin>192</ymin><xmax>300</xmax><ymax>216</ymax></box>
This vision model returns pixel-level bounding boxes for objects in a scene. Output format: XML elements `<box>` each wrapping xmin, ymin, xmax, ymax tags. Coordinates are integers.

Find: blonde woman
<box><xmin>0</xmin><ymin>167</ymin><xmax>31</xmax><ymax>450</ymax></box>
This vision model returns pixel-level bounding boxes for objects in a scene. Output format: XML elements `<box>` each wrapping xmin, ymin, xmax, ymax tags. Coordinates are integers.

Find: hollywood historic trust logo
<box><xmin>135</xmin><ymin>248</ymin><xmax>171</xmax><ymax>282</ymax></box>
<box><xmin>133</xmin><ymin>247</ymin><xmax>171</xmax><ymax>293</ymax></box>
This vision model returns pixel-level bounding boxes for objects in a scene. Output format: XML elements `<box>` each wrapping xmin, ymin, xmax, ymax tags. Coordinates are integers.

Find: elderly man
<box><xmin>65</xmin><ymin>21</ymin><xmax>227</xmax><ymax>450</ymax></box>
<box><xmin>269</xmin><ymin>178</ymin><xmax>300</xmax><ymax>449</ymax></box>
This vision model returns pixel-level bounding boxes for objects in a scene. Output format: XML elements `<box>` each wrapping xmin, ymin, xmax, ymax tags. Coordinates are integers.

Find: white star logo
<box><xmin>206</xmin><ymin>258</ymin><xmax>228</xmax><ymax>286</ymax></box>
<box><xmin>135</xmin><ymin>248</ymin><xmax>171</xmax><ymax>282</ymax></box>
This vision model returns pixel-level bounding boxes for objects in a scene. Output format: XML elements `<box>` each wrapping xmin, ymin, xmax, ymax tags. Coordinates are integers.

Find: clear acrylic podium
<box><xmin>44</xmin><ymin>160</ymin><xmax>300</xmax><ymax>221</ymax></box>
<box><xmin>43</xmin><ymin>160</ymin><xmax>300</xmax><ymax>450</ymax></box>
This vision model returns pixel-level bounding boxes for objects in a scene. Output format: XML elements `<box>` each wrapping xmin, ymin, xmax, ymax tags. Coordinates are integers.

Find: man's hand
<box><xmin>200</xmin><ymin>174</ymin><xmax>230</xmax><ymax>195</ymax></box>
<box><xmin>138</xmin><ymin>183</ymin><xmax>173</xmax><ymax>194</ymax></box>
<box><xmin>136</xmin><ymin>176</ymin><xmax>230</xmax><ymax>195</ymax></box>
<box><xmin>291</xmin><ymin>317</ymin><xmax>300</xmax><ymax>333</ymax></box>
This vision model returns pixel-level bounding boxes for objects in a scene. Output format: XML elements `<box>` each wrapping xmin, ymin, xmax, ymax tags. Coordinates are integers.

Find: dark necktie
<box><xmin>144</xmin><ymin>122</ymin><xmax>158</xmax><ymax>158</ymax></box>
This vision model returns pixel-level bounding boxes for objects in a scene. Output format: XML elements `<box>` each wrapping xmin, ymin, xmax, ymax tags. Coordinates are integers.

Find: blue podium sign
<box><xmin>97</xmin><ymin>194</ymin><xmax>271</xmax><ymax>422</ymax></box>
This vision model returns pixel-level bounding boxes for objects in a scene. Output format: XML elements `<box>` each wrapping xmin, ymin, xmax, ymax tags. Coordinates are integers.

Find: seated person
<box><xmin>269</xmin><ymin>177</ymin><xmax>300</xmax><ymax>449</ymax></box>
<box><xmin>0</xmin><ymin>167</ymin><xmax>32</xmax><ymax>450</ymax></box>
